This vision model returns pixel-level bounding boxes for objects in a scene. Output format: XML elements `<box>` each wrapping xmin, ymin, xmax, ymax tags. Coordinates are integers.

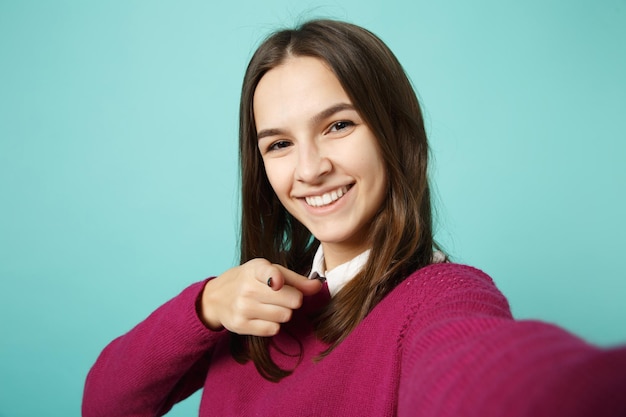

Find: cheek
<box><xmin>362</xmin><ymin>150</ymin><xmax>388</xmax><ymax>205</ymax></box>
<box><xmin>264</xmin><ymin>161</ymin><xmax>290</xmax><ymax>197</ymax></box>
<box><xmin>354</xmin><ymin>145</ymin><xmax>386</xmax><ymax>183</ymax></box>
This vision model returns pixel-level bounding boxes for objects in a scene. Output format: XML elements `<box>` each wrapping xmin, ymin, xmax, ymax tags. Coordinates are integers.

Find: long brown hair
<box><xmin>234</xmin><ymin>19</ymin><xmax>436</xmax><ymax>381</ymax></box>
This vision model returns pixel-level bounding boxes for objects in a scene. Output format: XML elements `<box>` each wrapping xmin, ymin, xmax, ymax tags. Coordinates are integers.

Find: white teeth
<box><xmin>305</xmin><ymin>186</ymin><xmax>350</xmax><ymax>207</ymax></box>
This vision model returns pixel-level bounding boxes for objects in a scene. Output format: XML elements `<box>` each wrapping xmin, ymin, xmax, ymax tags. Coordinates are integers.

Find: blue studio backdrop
<box><xmin>1</xmin><ymin>1</ymin><xmax>625</xmax><ymax>416</ymax></box>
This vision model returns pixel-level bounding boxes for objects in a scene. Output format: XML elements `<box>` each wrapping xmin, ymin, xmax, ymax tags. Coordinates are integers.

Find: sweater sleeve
<box><xmin>397</xmin><ymin>264</ymin><xmax>626</xmax><ymax>417</ymax></box>
<box><xmin>82</xmin><ymin>279</ymin><xmax>227</xmax><ymax>417</ymax></box>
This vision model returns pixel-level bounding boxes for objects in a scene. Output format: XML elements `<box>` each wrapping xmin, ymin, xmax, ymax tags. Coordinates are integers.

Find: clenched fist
<box><xmin>199</xmin><ymin>258</ymin><xmax>322</xmax><ymax>336</ymax></box>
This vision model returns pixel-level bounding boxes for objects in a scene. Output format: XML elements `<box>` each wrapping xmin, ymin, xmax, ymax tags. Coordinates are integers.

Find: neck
<box><xmin>321</xmin><ymin>242</ymin><xmax>370</xmax><ymax>271</ymax></box>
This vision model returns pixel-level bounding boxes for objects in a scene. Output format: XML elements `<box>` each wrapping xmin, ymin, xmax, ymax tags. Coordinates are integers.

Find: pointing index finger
<box><xmin>270</xmin><ymin>264</ymin><xmax>323</xmax><ymax>296</ymax></box>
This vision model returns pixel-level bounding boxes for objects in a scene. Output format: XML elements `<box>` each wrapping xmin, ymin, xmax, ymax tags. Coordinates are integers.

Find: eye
<box><xmin>267</xmin><ymin>140</ymin><xmax>292</xmax><ymax>152</ymax></box>
<box><xmin>328</xmin><ymin>120</ymin><xmax>355</xmax><ymax>133</ymax></box>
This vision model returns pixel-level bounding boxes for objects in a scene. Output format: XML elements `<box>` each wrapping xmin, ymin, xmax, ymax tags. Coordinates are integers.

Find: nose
<box><xmin>294</xmin><ymin>142</ymin><xmax>331</xmax><ymax>183</ymax></box>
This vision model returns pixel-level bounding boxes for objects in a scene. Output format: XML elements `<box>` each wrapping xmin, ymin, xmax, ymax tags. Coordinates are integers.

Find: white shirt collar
<box><xmin>308</xmin><ymin>245</ymin><xmax>371</xmax><ymax>297</ymax></box>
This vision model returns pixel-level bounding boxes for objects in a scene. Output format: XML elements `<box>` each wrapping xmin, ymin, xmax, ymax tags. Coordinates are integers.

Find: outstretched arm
<box><xmin>398</xmin><ymin>265</ymin><xmax>626</xmax><ymax>417</ymax></box>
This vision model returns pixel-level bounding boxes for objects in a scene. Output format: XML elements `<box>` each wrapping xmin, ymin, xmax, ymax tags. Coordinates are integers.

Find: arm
<box><xmin>398</xmin><ymin>264</ymin><xmax>626</xmax><ymax>417</ymax></box>
<box><xmin>83</xmin><ymin>260</ymin><xmax>321</xmax><ymax>417</ymax></box>
<box><xmin>82</xmin><ymin>280</ymin><xmax>225</xmax><ymax>417</ymax></box>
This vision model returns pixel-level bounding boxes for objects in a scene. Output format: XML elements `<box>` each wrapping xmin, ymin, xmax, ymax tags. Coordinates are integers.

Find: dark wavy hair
<box><xmin>233</xmin><ymin>19</ymin><xmax>437</xmax><ymax>382</ymax></box>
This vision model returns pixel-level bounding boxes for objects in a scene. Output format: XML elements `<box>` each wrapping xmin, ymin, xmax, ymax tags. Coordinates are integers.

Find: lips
<box><xmin>304</xmin><ymin>185</ymin><xmax>351</xmax><ymax>208</ymax></box>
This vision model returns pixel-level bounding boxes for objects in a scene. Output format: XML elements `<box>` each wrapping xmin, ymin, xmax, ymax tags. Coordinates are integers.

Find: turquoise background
<box><xmin>1</xmin><ymin>1</ymin><xmax>625</xmax><ymax>416</ymax></box>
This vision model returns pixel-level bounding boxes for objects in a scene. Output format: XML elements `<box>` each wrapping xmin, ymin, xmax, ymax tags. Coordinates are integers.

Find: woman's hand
<box><xmin>199</xmin><ymin>258</ymin><xmax>322</xmax><ymax>336</ymax></box>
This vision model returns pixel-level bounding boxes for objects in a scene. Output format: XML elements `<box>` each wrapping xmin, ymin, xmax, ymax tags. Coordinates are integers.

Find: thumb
<box><xmin>271</xmin><ymin>264</ymin><xmax>323</xmax><ymax>296</ymax></box>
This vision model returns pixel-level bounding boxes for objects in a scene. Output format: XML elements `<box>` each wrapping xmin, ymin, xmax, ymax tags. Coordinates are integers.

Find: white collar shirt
<box><xmin>308</xmin><ymin>245</ymin><xmax>371</xmax><ymax>297</ymax></box>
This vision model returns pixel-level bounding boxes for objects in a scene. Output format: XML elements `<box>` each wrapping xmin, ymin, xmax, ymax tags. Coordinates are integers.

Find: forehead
<box><xmin>253</xmin><ymin>56</ymin><xmax>352</xmax><ymax>128</ymax></box>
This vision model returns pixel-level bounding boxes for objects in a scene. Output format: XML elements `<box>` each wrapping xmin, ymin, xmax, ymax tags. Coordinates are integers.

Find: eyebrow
<box><xmin>256</xmin><ymin>102</ymin><xmax>356</xmax><ymax>141</ymax></box>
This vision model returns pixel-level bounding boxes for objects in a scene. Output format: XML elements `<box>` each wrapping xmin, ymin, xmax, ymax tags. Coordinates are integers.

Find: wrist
<box><xmin>196</xmin><ymin>278</ymin><xmax>224</xmax><ymax>331</ymax></box>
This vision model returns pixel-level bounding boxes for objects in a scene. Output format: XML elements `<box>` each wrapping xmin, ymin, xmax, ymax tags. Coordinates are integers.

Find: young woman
<box><xmin>83</xmin><ymin>19</ymin><xmax>626</xmax><ymax>417</ymax></box>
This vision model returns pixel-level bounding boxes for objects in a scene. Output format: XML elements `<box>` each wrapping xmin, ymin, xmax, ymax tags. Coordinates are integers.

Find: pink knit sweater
<box><xmin>83</xmin><ymin>263</ymin><xmax>626</xmax><ymax>416</ymax></box>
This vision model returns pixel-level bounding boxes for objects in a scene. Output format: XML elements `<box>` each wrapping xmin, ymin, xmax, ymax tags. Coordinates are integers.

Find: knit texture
<box><xmin>83</xmin><ymin>263</ymin><xmax>626</xmax><ymax>416</ymax></box>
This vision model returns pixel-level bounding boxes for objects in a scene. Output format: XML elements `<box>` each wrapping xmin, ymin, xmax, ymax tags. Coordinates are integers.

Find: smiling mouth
<box><xmin>304</xmin><ymin>185</ymin><xmax>352</xmax><ymax>208</ymax></box>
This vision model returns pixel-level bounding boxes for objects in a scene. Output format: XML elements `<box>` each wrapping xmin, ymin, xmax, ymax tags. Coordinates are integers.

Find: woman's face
<box><xmin>253</xmin><ymin>56</ymin><xmax>387</xmax><ymax>268</ymax></box>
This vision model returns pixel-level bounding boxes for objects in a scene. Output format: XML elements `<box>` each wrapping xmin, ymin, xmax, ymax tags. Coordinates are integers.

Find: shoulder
<box><xmin>366</xmin><ymin>263</ymin><xmax>513</xmax><ymax>350</ymax></box>
<box><xmin>402</xmin><ymin>262</ymin><xmax>496</xmax><ymax>289</ymax></box>
<box><xmin>391</xmin><ymin>262</ymin><xmax>512</xmax><ymax>320</ymax></box>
